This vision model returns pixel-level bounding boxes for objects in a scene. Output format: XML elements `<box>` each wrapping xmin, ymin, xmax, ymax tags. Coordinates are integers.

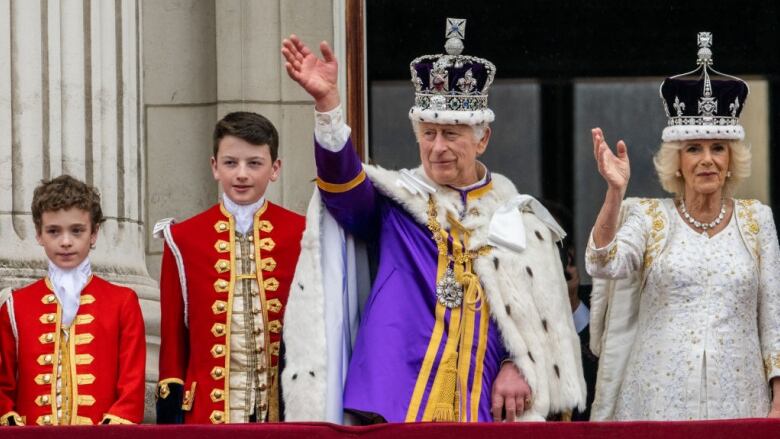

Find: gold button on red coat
<box><xmin>211</xmin><ymin>323</ymin><xmax>225</xmax><ymax>336</ymax></box>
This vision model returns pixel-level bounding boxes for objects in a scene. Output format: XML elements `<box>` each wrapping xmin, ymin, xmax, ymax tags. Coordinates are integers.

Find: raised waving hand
<box><xmin>592</xmin><ymin>127</ymin><xmax>630</xmax><ymax>193</ymax></box>
<box><xmin>590</xmin><ymin>128</ymin><xmax>630</xmax><ymax>248</ymax></box>
<box><xmin>281</xmin><ymin>35</ymin><xmax>340</xmax><ymax>111</ymax></box>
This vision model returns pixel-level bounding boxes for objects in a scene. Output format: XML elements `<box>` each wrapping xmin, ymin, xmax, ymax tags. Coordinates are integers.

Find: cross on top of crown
<box><xmin>697</xmin><ymin>32</ymin><xmax>713</xmax><ymax>66</ymax></box>
<box><xmin>446</xmin><ymin>18</ymin><xmax>466</xmax><ymax>40</ymax></box>
<box><xmin>698</xmin><ymin>32</ymin><xmax>712</xmax><ymax>49</ymax></box>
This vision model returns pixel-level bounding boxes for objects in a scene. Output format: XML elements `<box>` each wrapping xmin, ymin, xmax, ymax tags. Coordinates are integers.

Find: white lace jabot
<box><xmin>223</xmin><ymin>195</ymin><xmax>266</xmax><ymax>235</ymax></box>
<box><xmin>48</xmin><ymin>257</ymin><xmax>92</xmax><ymax>327</ymax></box>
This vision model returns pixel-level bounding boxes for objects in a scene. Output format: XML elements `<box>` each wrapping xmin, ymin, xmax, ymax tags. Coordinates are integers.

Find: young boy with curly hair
<box><xmin>0</xmin><ymin>175</ymin><xmax>146</xmax><ymax>426</ymax></box>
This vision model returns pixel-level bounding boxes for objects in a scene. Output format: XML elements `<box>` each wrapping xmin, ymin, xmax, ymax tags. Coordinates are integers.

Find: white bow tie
<box><xmin>488</xmin><ymin>195</ymin><xmax>566</xmax><ymax>252</ymax></box>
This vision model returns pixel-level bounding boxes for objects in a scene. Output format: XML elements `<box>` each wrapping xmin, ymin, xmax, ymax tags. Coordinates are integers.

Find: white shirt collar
<box><xmin>222</xmin><ymin>195</ymin><xmax>266</xmax><ymax>234</ymax></box>
<box><xmin>455</xmin><ymin>162</ymin><xmax>489</xmax><ymax>191</ymax></box>
<box><xmin>48</xmin><ymin>257</ymin><xmax>92</xmax><ymax>327</ymax></box>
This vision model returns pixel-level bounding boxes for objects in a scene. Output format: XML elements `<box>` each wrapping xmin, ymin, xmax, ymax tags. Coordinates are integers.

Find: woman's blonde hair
<box><xmin>653</xmin><ymin>140</ymin><xmax>751</xmax><ymax>197</ymax></box>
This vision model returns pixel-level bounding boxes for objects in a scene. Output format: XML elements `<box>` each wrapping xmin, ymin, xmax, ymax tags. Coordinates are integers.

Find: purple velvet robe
<box><xmin>316</xmin><ymin>139</ymin><xmax>508</xmax><ymax>422</ymax></box>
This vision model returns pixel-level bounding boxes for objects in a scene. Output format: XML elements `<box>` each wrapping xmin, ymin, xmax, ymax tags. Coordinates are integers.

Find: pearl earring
<box><xmin>675</xmin><ymin>170</ymin><xmax>682</xmax><ymax>177</ymax></box>
<box><xmin>726</xmin><ymin>170</ymin><xmax>732</xmax><ymax>178</ymax></box>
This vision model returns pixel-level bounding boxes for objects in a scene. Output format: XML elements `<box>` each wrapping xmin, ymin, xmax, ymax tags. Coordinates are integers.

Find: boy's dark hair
<box><xmin>212</xmin><ymin>112</ymin><xmax>279</xmax><ymax>161</ymax></box>
<box><xmin>31</xmin><ymin>175</ymin><xmax>105</xmax><ymax>234</ymax></box>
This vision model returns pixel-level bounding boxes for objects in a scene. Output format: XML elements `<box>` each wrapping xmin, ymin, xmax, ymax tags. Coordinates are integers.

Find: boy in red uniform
<box><xmin>155</xmin><ymin>112</ymin><xmax>305</xmax><ymax>424</ymax></box>
<box><xmin>0</xmin><ymin>175</ymin><xmax>146</xmax><ymax>426</ymax></box>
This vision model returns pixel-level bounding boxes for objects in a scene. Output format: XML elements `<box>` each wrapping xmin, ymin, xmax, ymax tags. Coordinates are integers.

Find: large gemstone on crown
<box><xmin>430</xmin><ymin>95</ymin><xmax>447</xmax><ymax>111</ymax></box>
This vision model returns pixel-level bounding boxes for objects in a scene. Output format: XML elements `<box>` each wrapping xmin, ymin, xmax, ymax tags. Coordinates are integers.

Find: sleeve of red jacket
<box><xmin>101</xmin><ymin>290</ymin><xmax>146</xmax><ymax>424</ymax></box>
<box><xmin>156</xmin><ymin>242</ymin><xmax>188</xmax><ymax>423</ymax></box>
<box><xmin>0</xmin><ymin>301</ymin><xmax>23</xmax><ymax>425</ymax></box>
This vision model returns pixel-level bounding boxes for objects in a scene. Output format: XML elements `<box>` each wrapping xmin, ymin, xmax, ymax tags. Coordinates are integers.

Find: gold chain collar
<box><xmin>425</xmin><ymin>195</ymin><xmax>491</xmax><ymax>264</ymax></box>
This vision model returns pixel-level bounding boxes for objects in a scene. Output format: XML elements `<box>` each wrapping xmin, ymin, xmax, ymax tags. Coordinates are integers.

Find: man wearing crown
<box><xmin>280</xmin><ymin>19</ymin><xmax>586</xmax><ymax>423</ymax></box>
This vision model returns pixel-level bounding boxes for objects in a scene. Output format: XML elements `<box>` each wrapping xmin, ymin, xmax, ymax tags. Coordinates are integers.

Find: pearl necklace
<box><xmin>680</xmin><ymin>198</ymin><xmax>726</xmax><ymax>231</ymax></box>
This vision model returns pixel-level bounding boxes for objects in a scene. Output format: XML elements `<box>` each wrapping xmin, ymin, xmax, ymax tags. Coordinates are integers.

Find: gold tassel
<box><xmin>431</xmin><ymin>403</ymin><xmax>455</xmax><ymax>422</ymax></box>
<box><xmin>419</xmin><ymin>201</ymin><xmax>492</xmax><ymax>422</ymax></box>
<box><xmin>428</xmin><ymin>358</ymin><xmax>459</xmax><ymax>421</ymax></box>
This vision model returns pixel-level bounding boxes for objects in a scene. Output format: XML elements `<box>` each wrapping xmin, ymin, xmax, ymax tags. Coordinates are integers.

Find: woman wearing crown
<box><xmin>586</xmin><ymin>33</ymin><xmax>780</xmax><ymax>420</ymax></box>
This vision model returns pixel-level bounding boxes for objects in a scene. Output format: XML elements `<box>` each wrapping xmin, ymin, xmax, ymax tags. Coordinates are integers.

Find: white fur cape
<box><xmin>282</xmin><ymin>165</ymin><xmax>586</xmax><ymax>423</ymax></box>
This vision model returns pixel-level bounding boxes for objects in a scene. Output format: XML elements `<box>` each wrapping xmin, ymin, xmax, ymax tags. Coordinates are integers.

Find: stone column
<box><xmin>0</xmin><ymin>0</ymin><xmax>158</xmax><ymax>420</ymax></box>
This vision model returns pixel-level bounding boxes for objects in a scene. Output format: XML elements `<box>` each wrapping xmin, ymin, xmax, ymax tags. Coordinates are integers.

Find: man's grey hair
<box><xmin>411</xmin><ymin>120</ymin><xmax>490</xmax><ymax>142</ymax></box>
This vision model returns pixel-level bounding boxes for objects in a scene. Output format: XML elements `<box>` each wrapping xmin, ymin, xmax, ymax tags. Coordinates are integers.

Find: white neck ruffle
<box><xmin>222</xmin><ymin>195</ymin><xmax>265</xmax><ymax>234</ymax></box>
<box><xmin>48</xmin><ymin>257</ymin><xmax>92</xmax><ymax>327</ymax></box>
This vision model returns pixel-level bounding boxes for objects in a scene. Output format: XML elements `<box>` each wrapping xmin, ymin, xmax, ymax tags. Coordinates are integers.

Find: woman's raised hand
<box><xmin>592</xmin><ymin>127</ymin><xmax>630</xmax><ymax>194</ymax></box>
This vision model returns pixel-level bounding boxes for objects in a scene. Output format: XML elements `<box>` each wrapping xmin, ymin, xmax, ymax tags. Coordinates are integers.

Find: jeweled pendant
<box><xmin>436</xmin><ymin>266</ymin><xmax>463</xmax><ymax>309</ymax></box>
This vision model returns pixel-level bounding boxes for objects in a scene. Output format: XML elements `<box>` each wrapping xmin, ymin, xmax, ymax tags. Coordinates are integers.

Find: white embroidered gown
<box><xmin>586</xmin><ymin>200</ymin><xmax>780</xmax><ymax>420</ymax></box>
